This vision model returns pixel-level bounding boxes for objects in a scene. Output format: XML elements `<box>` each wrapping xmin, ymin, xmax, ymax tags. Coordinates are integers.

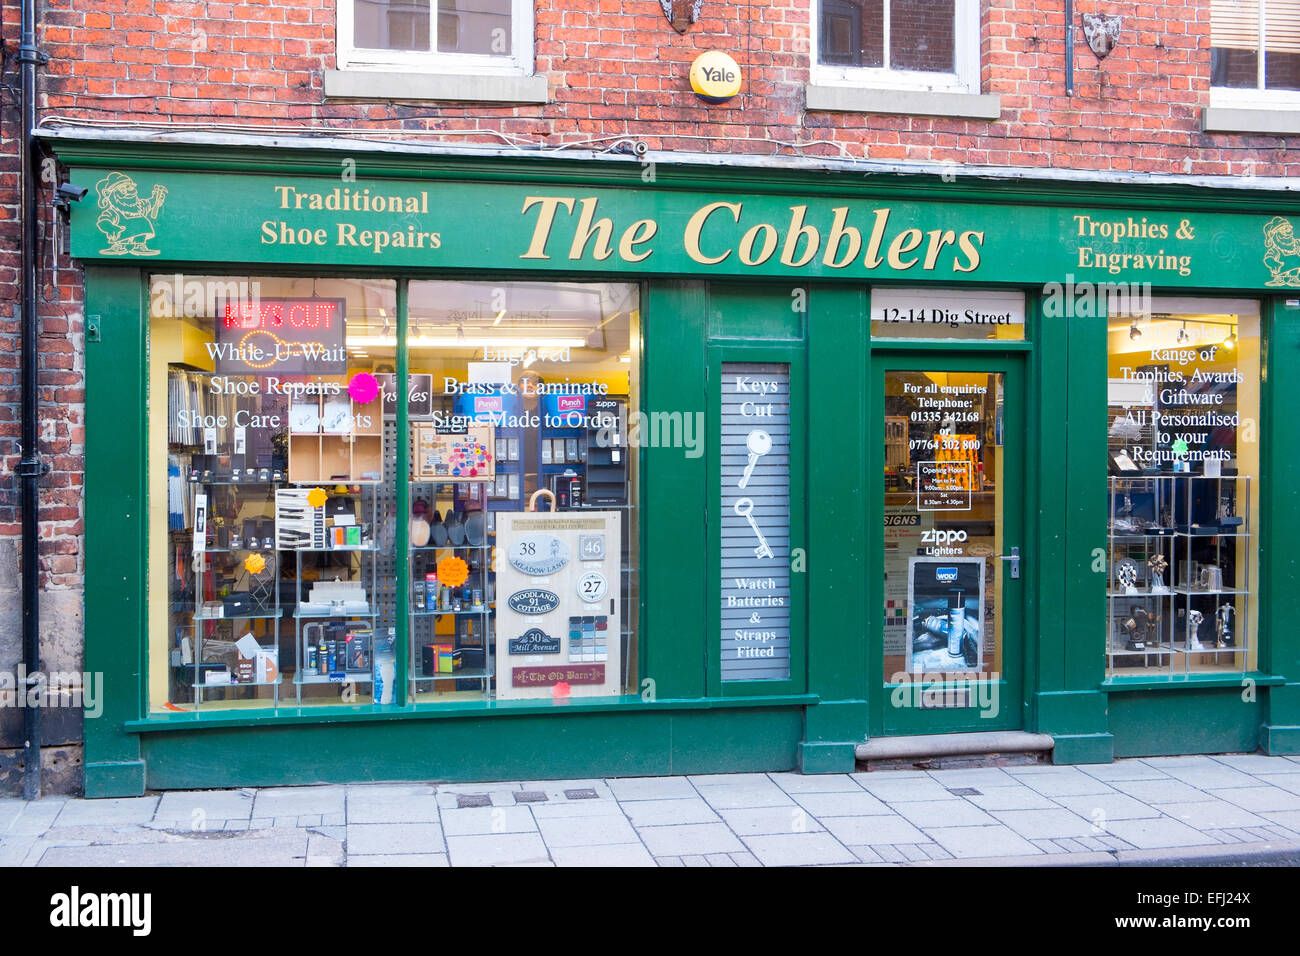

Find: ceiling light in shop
<box><xmin>1129</xmin><ymin>322</ymin><xmax>1142</xmax><ymax>340</ymax></box>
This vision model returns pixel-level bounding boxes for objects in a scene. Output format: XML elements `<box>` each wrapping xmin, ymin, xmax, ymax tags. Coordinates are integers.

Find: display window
<box><xmin>1104</xmin><ymin>300</ymin><xmax>1261</xmax><ymax>676</ymax></box>
<box><xmin>149</xmin><ymin>274</ymin><xmax>639</xmax><ymax>712</ymax></box>
<box><xmin>405</xmin><ymin>281</ymin><xmax>640</xmax><ymax>702</ymax></box>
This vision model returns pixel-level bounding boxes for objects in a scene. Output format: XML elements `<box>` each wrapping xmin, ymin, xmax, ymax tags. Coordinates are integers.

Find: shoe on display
<box><xmin>445</xmin><ymin>510</ymin><xmax>466</xmax><ymax>546</ymax></box>
<box><xmin>464</xmin><ymin>511</ymin><xmax>485</xmax><ymax>546</ymax></box>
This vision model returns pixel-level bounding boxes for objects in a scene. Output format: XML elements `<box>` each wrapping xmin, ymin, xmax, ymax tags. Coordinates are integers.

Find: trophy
<box><xmin>1218</xmin><ymin>497</ymin><xmax>1243</xmax><ymax>529</ymax></box>
<box><xmin>1147</xmin><ymin>553</ymin><xmax>1169</xmax><ymax>594</ymax></box>
<box><xmin>1216</xmin><ymin>604</ymin><xmax>1236</xmax><ymax>648</ymax></box>
<box><xmin>1116</xmin><ymin>558</ymin><xmax>1141</xmax><ymax>595</ymax></box>
<box><xmin>1122</xmin><ymin>616</ymin><xmax>1144</xmax><ymax>651</ymax></box>
<box><xmin>1187</xmin><ymin>609</ymin><xmax>1204</xmax><ymax>650</ymax></box>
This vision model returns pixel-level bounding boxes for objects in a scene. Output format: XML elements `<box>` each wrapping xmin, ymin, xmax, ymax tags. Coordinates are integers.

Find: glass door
<box><xmin>872</xmin><ymin>354</ymin><xmax>1025</xmax><ymax>734</ymax></box>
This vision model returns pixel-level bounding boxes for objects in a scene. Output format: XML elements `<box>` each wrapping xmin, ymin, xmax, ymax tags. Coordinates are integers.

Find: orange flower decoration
<box><xmin>436</xmin><ymin>555</ymin><xmax>470</xmax><ymax>588</ymax></box>
<box><xmin>307</xmin><ymin>487</ymin><xmax>328</xmax><ymax>508</ymax></box>
<box><xmin>243</xmin><ymin>553</ymin><xmax>267</xmax><ymax>575</ymax></box>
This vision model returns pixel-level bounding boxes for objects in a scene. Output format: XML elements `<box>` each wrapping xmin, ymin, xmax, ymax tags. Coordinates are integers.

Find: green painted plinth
<box><xmin>1261</xmin><ymin>725</ymin><xmax>1300</xmax><ymax>755</ymax></box>
<box><xmin>798</xmin><ymin>741</ymin><xmax>859</xmax><ymax>774</ymax></box>
<box><xmin>84</xmin><ymin>761</ymin><xmax>146</xmax><ymax>798</ymax></box>
<box><xmin>1049</xmin><ymin>734</ymin><xmax>1114</xmax><ymax>765</ymax></box>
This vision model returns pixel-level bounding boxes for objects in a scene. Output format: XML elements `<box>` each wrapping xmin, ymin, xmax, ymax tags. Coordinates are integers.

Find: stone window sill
<box><xmin>805</xmin><ymin>84</ymin><xmax>1001</xmax><ymax>120</ymax></box>
<box><xmin>1201</xmin><ymin>106</ymin><xmax>1300</xmax><ymax>136</ymax></box>
<box><xmin>324</xmin><ymin>69</ymin><xmax>548</xmax><ymax>105</ymax></box>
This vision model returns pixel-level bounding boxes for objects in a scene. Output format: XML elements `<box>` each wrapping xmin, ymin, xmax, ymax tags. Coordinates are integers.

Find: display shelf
<box><xmin>198</xmin><ymin>678</ymin><xmax>282</xmax><ymax>689</ymax></box>
<box><xmin>412</xmin><ymin>667</ymin><xmax>494</xmax><ymax>681</ymax></box>
<box><xmin>294</xmin><ymin>546</ymin><xmax>378</xmax><ymax>553</ymax></box>
<box><xmin>1171</xmin><ymin>587</ymin><xmax>1250</xmax><ymax>596</ymax></box>
<box><xmin>193</xmin><ymin>609</ymin><xmax>283</xmax><ymax>622</ymax></box>
<box><xmin>294</xmin><ymin>672</ymin><xmax>375</xmax><ymax>686</ymax></box>
<box><xmin>411</xmin><ymin>608</ymin><xmax>492</xmax><ymax>617</ymax></box>
<box><xmin>293</xmin><ymin>610</ymin><xmax>377</xmax><ymax>619</ymax></box>
<box><xmin>187</xmin><ymin>479</ymin><xmax>284</xmax><ymax>487</ymax></box>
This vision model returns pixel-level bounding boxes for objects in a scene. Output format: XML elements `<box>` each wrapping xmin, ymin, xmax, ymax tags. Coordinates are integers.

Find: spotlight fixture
<box><xmin>1222</xmin><ymin>331</ymin><xmax>1237</xmax><ymax>350</ymax></box>
<box><xmin>1129</xmin><ymin>321</ymin><xmax>1142</xmax><ymax>341</ymax></box>
<box><xmin>1176</xmin><ymin>323</ymin><xmax>1189</xmax><ymax>344</ymax></box>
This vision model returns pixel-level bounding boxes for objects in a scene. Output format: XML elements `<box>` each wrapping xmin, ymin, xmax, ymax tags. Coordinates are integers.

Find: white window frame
<box><xmin>809</xmin><ymin>0</ymin><xmax>980</xmax><ymax>94</ymax></box>
<box><xmin>337</xmin><ymin>0</ymin><xmax>534</xmax><ymax>76</ymax></box>
<box><xmin>1209</xmin><ymin>0</ymin><xmax>1300</xmax><ymax>110</ymax></box>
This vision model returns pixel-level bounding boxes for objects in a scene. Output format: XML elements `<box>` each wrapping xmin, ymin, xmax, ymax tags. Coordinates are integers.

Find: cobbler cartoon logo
<box><xmin>1263</xmin><ymin>216</ymin><xmax>1300</xmax><ymax>287</ymax></box>
<box><xmin>95</xmin><ymin>172</ymin><xmax>168</xmax><ymax>257</ymax></box>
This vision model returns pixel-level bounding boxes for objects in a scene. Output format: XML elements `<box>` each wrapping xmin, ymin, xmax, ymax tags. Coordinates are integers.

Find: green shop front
<box><xmin>48</xmin><ymin>132</ymin><xmax>1300</xmax><ymax>797</ymax></box>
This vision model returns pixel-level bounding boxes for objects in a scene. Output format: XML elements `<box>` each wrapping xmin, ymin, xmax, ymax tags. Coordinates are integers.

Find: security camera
<box><xmin>56</xmin><ymin>183</ymin><xmax>88</xmax><ymax>202</ymax></box>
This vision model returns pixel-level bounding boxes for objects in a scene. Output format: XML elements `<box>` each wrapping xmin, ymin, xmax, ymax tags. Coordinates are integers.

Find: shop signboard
<box><xmin>69</xmin><ymin>165</ymin><xmax>1300</xmax><ymax>290</ymax></box>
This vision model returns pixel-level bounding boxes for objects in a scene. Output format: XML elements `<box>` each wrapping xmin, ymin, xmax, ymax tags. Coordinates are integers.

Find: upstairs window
<box><xmin>338</xmin><ymin>0</ymin><xmax>532</xmax><ymax>74</ymax></box>
<box><xmin>1211</xmin><ymin>0</ymin><xmax>1300</xmax><ymax>100</ymax></box>
<box><xmin>814</xmin><ymin>0</ymin><xmax>979</xmax><ymax>92</ymax></box>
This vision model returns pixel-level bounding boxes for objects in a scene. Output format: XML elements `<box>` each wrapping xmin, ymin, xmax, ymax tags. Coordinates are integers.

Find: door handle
<box><xmin>1000</xmin><ymin>546</ymin><xmax>1021</xmax><ymax>579</ymax></box>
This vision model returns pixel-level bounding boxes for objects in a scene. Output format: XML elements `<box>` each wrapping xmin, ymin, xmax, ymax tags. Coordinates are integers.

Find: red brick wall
<box><xmin>25</xmin><ymin>0</ymin><xmax>1299</xmax><ymax>176</ymax></box>
<box><xmin>3</xmin><ymin>0</ymin><xmax>1298</xmax><ymax>594</ymax></box>
<box><xmin>0</xmin><ymin>1</ymin><xmax>85</xmax><ymax>591</ymax></box>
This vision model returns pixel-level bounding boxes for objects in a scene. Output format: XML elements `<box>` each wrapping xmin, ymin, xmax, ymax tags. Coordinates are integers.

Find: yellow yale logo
<box><xmin>690</xmin><ymin>51</ymin><xmax>742</xmax><ymax>104</ymax></box>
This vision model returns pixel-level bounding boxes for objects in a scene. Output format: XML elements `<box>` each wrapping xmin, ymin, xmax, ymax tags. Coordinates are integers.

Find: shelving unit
<box><xmin>408</xmin><ymin>471</ymin><xmax>495</xmax><ymax>699</ymax></box>
<box><xmin>289</xmin><ymin>489</ymin><xmax>381</xmax><ymax>699</ymax></box>
<box><xmin>288</xmin><ymin>389</ymin><xmax>384</xmax><ymax>484</ymax></box>
<box><xmin>185</xmin><ymin>478</ymin><xmax>284</xmax><ymax>708</ymax></box>
<box><xmin>1107</xmin><ymin>474</ymin><xmax>1252</xmax><ymax>676</ymax></box>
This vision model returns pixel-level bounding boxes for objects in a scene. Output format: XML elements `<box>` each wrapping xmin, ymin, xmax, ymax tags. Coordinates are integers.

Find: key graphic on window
<box><xmin>733</xmin><ymin>497</ymin><xmax>774</xmax><ymax>559</ymax></box>
<box><xmin>738</xmin><ymin>429</ymin><xmax>771</xmax><ymax>489</ymax></box>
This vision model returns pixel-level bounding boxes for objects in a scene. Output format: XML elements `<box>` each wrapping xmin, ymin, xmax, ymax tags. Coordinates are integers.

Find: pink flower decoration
<box><xmin>347</xmin><ymin>372</ymin><xmax>379</xmax><ymax>404</ymax></box>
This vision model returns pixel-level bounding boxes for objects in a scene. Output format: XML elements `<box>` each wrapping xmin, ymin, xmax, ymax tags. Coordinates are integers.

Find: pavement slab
<box><xmin>535</xmin><ymin>815</ymin><xmax>640</xmax><ymax>848</ymax></box>
<box><xmin>346</xmin><ymin>823</ymin><xmax>446</xmax><ymax>855</ymax></box>
<box><xmin>621</xmin><ymin>797</ymin><xmax>720</xmax><ymax>827</ymax></box>
<box><xmin>742</xmin><ymin>832</ymin><xmax>856</xmax><ymax>867</ymax></box>
<box><xmin>1099</xmin><ymin>817</ymin><xmax>1221</xmax><ymax>850</ymax></box>
<box><xmin>548</xmin><ymin>843</ymin><xmax>656</xmax><ymax>867</ymax></box>
<box><xmin>766</xmin><ymin>772</ymin><xmax>862</xmax><ymax>794</ymax></box>
<box><xmin>718</xmin><ymin>805</ymin><xmax>825</xmax><ymax>836</ymax></box>
<box><xmin>922</xmin><ymin>825</ymin><xmax>1042</xmax><ymax>859</ymax></box>
<box><xmin>790</xmin><ymin>790</ymin><xmax>893</xmax><ymax>818</ymax></box>
<box><xmin>53</xmin><ymin>797</ymin><xmax>161</xmax><ymax>828</ymax></box>
<box><xmin>444</xmin><ymin>833</ymin><xmax>551</xmax><ymax>866</ymax></box>
<box><xmin>439</xmin><ymin>805</ymin><xmax>536</xmax><ymax>836</ymax></box>
<box><xmin>1108</xmin><ymin>778</ymin><xmax>1222</xmax><ymax>804</ymax></box>
<box><xmin>636</xmin><ymin>822</ymin><xmax>745</xmax><ymax>857</ymax></box>
<box><xmin>607</xmin><ymin>776</ymin><xmax>697</xmax><ymax>802</ymax></box>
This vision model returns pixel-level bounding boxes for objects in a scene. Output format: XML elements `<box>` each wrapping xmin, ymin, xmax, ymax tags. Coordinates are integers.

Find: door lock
<box><xmin>1000</xmin><ymin>546</ymin><xmax>1021</xmax><ymax>579</ymax></box>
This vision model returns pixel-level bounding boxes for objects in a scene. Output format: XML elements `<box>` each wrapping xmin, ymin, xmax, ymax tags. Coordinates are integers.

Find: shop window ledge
<box><xmin>1101</xmin><ymin>672</ymin><xmax>1285</xmax><ymax>694</ymax></box>
<box><xmin>124</xmin><ymin>692</ymin><xmax>820</xmax><ymax>733</ymax></box>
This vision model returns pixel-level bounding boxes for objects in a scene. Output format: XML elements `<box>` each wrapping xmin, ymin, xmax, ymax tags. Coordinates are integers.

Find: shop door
<box><xmin>872</xmin><ymin>354</ymin><xmax>1025</xmax><ymax>734</ymax></box>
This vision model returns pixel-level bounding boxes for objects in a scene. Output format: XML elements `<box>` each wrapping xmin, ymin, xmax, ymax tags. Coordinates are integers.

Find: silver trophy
<box><xmin>1216</xmin><ymin>604</ymin><xmax>1236</xmax><ymax>648</ymax></box>
<box><xmin>1187</xmin><ymin>609</ymin><xmax>1204</xmax><ymax>650</ymax></box>
<box><xmin>1116</xmin><ymin>558</ymin><xmax>1140</xmax><ymax>595</ymax></box>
